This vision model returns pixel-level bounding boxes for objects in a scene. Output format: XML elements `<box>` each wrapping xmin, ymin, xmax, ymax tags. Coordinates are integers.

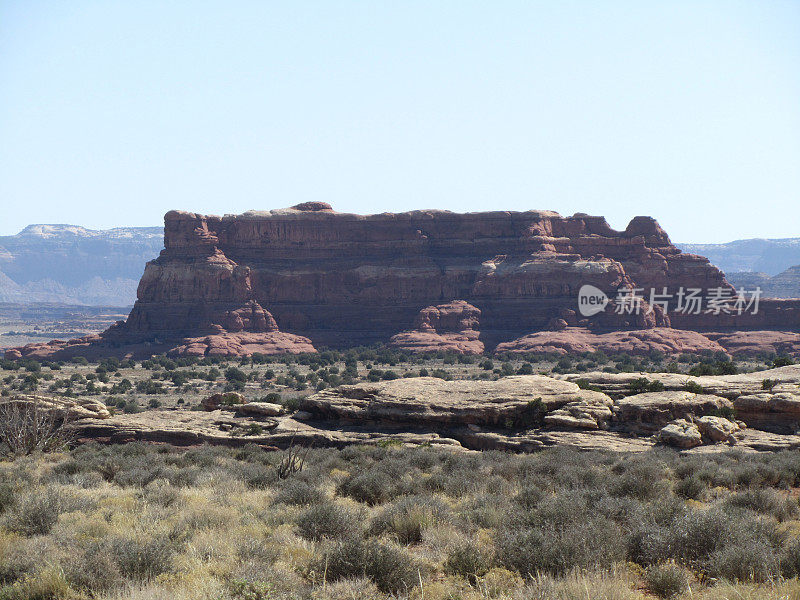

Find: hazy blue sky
<box><xmin>1</xmin><ymin>1</ymin><xmax>798</xmax><ymax>242</ymax></box>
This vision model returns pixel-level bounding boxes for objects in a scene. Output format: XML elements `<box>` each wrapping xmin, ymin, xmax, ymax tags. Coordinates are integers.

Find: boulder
<box><xmin>657</xmin><ymin>419</ymin><xmax>703</xmax><ymax>449</ymax></box>
<box><xmin>696</xmin><ymin>415</ymin><xmax>740</xmax><ymax>443</ymax></box>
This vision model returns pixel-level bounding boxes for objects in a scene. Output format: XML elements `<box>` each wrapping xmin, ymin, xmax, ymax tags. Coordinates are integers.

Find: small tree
<box><xmin>0</xmin><ymin>397</ymin><xmax>74</xmax><ymax>457</ymax></box>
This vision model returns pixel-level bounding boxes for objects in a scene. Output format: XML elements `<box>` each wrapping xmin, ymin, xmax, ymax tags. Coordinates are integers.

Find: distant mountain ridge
<box><xmin>677</xmin><ymin>238</ymin><xmax>800</xmax><ymax>276</ymax></box>
<box><xmin>723</xmin><ymin>266</ymin><xmax>800</xmax><ymax>299</ymax></box>
<box><xmin>0</xmin><ymin>224</ymin><xmax>162</xmax><ymax>306</ymax></box>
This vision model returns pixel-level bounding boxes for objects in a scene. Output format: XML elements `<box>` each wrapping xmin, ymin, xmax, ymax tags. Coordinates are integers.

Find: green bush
<box><xmin>575</xmin><ymin>378</ymin><xmax>603</xmax><ymax>392</ymax></box>
<box><xmin>684</xmin><ymin>380</ymin><xmax>705</xmax><ymax>394</ymax></box>
<box><xmin>629</xmin><ymin>378</ymin><xmax>665</xmax><ymax>394</ymax></box>
<box><xmin>773</xmin><ymin>356</ymin><xmax>794</xmax><ymax>368</ymax></box>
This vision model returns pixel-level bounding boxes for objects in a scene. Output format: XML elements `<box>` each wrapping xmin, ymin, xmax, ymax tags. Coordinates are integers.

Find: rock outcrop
<box><xmin>496</xmin><ymin>327</ymin><xmax>727</xmax><ymax>356</ymax></box>
<box><xmin>5</xmin><ymin>205</ymin><xmax>800</xmax><ymax>359</ymax></box>
<box><xmin>614</xmin><ymin>391</ymin><xmax>733</xmax><ymax>433</ymax></box>
<box><xmin>54</xmin><ymin>366</ymin><xmax>800</xmax><ymax>453</ymax></box>
<box><xmin>0</xmin><ymin>395</ymin><xmax>111</xmax><ymax>420</ymax></box>
<box><xmin>704</xmin><ymin>331</ymin><xmax>800</xmax><ymax>357</ymax></box>
<box><xmin>389</xmin><ymin>301</ymin><xmax>484</xmax><ymax>354</ymax></box>
<box><xmin>301</xmin><ymin>375</ymin><xmax>612</xmax><ymax>427</ymax></box>
<box><xmin>559</xmin><ymin>365</ymin><xmax>800</xmax><ymax>433</ymax></box>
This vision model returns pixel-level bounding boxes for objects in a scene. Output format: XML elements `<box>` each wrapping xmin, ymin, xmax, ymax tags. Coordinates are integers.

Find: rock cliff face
<box><xmin>6</xmin><ymin>204</ymin><xmax>800</xmax><ymax>359</ymax></box>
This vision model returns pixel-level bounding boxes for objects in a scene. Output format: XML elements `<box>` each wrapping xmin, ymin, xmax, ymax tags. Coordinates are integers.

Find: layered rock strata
<box><xmin>6</xmin><ymin>204</ymin><xmax>800</xmax><ymax>359</ymax></box>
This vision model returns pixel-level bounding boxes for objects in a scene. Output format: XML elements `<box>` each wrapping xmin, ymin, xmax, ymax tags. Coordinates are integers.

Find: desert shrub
<box><xmin>520</xmin><ymin>489</ymin><xmax>592</xmax><ymax>529</ymax></box>
<box><xmin>227</xmin><ymin>579</ymin><xmax>280</xmax><ymax>600</ymax></box>
<box><xmin>3</xmin><ymin>488</ymin><xmax>66</xmax><ymax>536</ymax></box>
<box><xmin>780</xmin><ymin>537</ymin><xmax>800</xmax><ymax>578</ymax></box>
<box><xmin>296</xmin><ymin>502</ymin><xmax>361</xmax><ymax>541</ymax></box>
<box><xmin>369</xmin><ymin>495</ymin><xmax>450</xmax><ymax>544</ymax></box>
<box><xmin>122</xmin><ymin>399</ymin><xmax>141</xmax><ymax>413</ymax></box>
<box><xmin>338</xmin><ymin>470</ymin><xmax>396</xmax><ymax>505</ymax></box>
<box><xmin>444</xmin><ymin>542</ymin><xmax>494</xmax><ymax>584</ymax></box>
<box><xmin>463</xmin><ymin>492</ymin><xmax>515</xmax><ymax>529</ymax></box>
<box><xmin>112</xmin><ymin>462</ymin><xmax>163</xmax><ymax>488</ymax></box>
<box><xmin>236</xmin><ymin>536</ymin><xmax>281</xmax><ymax>564</ymax></box>
<box><xmin>704</xmin><ymin>541</ymin><xmax>781</xmax><ymax>582</ymax></box>
<box><xmin>315</xmin><ymin>537</ymin><xmax>417</xmax><ymax>593</ymax></box>
<box><xmin>724</xmin><ymin>488</ymin><xmax>798</xmax><ymax>521</ymax></box>
<box><xmin>107</xmin><ymin>535</ymin><xmax>175</xmax><ymax>580</ymax></box>
<box><xmin>575</xmin><ymin>378</ymin><xmax>603</xmax><ymax>392</ymax></box>
<box><xmin>644</xmin><ymin>562</ymin><xmax>689</xmax><ymax>598</ymax></box>
<box><xmin>773</xmin><ymin>355</ymin><xmax>794</xmax><ymax>368</ymax></box>
<box><xmin>508</xmin><ymin>398</ymin><xmax>546</xmax><ymax>429</ymax></box>
<box><xmin>63</xmin><ymin>541</ymin><xmax>123</xmax><ymax>592</ymax></box>
<box><xmin>138</xmin><ymin>479</ymin><xmax>181</xmax><ymax>507</ymax></box>
<box><xmin>0</xmin><ymin>537</ymin><xmax>56</xmax><ymax>585</ymax></box>
<box><xmin>0</xmin><ymin>482</ymin><xmax>15</xmax><ymax>514</ymax></box>
<box><xmin>630</xmin><ymin>506</ymin><xmax>784</xmax><ymax>580</ymax></box>
<box><xmin>514</xmin><ymin>484</ymin><xmax>547</xmax><ymax>510</ymax></box>
<box><xmin>498</xmin><ymin>517</ymin><xmax>625</xmax><ymax>576</ymax></box>
<box><xmin>274</xmin><ymin>479</ymin><xmax>326</xmax><ymax>505</ymax></box>
<box><xmin>0</xmin><ymin>567</ymin><xmax>72</xmax><ymax>600</ymax></box>
<box><xmin>684</xmin><ymin>380</ymin><xmax>705</xmax><ymax>394</ymax></box>
<box><xmin>762</xmin><ymin>378</ymin><xmax>777</xmax><ymax>391</ymax></box>
<box><xmin>236</xmin><ymin>462</ymin><xmax>277</xmax><ymax>489</ymax></box>
<box><xmin>594</xmin><ymin>495</ymin><xmax>646</xmax><ymax>527</ymax></box>
<box><xmin>0</xmin><ymin>397</ymin><xmax>74</xmax><ymax>457</ymax></box>
<box><xmin>674</xmin><ymin>475</ymin><xmax>706</xmax><ymax>500</ymax></box>
<box><xmin>608</xmin><ymin>464</ymin><xmax>669</xmax><ymax>501</ymax></box>
<box><xmin>628</xmin><ymin>378</ymin><xmax>665</xmax><ymax>394</ymax></box>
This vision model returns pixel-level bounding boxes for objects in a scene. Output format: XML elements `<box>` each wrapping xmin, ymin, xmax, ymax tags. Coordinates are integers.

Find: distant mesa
<box><xmin>5</xmin><ymin>204</ymin><xmax>800</xmax><ymax>360</ymax></box>
<box><xmin>0</xmin><ymin>223</ymin><xmax>162</xmax><ymax>306</ymax></box>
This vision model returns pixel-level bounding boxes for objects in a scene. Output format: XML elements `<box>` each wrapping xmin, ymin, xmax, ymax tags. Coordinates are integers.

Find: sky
<box><xmin>1</xmin><ymin>1</ymin><xmax>798</xmax><ymax>243</ymax></box>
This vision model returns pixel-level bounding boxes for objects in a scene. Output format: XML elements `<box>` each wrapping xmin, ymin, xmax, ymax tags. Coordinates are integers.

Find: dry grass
<box><xmin>1</xmin><ymin>443</ymin><xmax>800</xmax><ymax>599</ymax></box>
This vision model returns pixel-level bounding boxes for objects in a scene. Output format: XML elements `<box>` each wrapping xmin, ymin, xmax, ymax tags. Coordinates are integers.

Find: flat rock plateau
<box><xmin>5</xmin><ymin>364</ymin><xmax>785</xmax><ymax>453</ymax></box>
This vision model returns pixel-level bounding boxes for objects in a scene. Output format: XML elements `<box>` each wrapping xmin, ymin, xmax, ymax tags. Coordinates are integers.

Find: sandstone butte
<box><xmin>5</xmin><ymin>202</ymin><xmax>800</xmax><ymax>360</ymax></box>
